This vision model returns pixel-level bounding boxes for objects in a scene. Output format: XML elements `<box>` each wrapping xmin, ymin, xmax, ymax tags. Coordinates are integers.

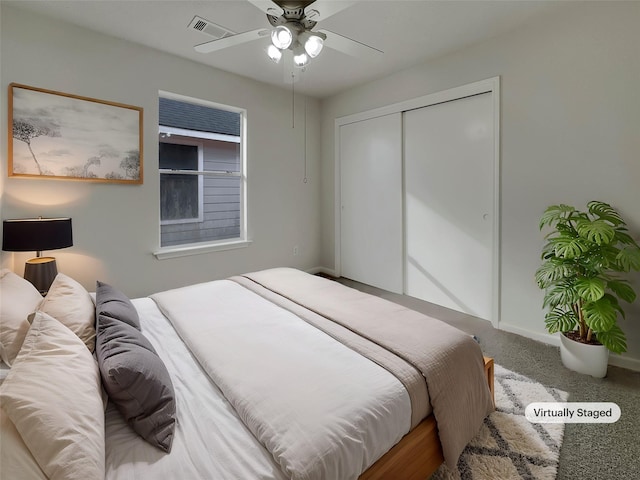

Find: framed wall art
<box><xmin>8</xmin><ymin>83</ymin><xmax>143</xmax><ymax>184</ymax></box>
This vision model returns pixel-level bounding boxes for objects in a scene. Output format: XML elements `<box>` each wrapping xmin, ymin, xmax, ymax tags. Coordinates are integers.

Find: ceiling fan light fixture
<box><xmin>271</xmin><ymin>25</ymin><xmax>294</xmax><ymax>50</ymax></box>
<box><xmin>267</xmin><ymin>44</ymin><xmax>282</xmax><ymax>63</ymax></box>
<box><xmin>303</xmin><ymin>33</ymin><xmax>324</xmax><ymax>58</ymax></box>
<box><xmin>293</xmin><ymin>49</ymin><xmax>309</xmax><ymax>67</ymax></box>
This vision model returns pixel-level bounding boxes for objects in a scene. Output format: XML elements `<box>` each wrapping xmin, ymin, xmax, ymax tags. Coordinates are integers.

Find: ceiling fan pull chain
<box><xmin>291</xmin><ymin>71</ymin><xmax>296</xmax><ymax>129</ymax></box>
<box><xmin>304</xmin><ymin>95</ymin><xmax>308</xmax><ymax>184</ymax></box>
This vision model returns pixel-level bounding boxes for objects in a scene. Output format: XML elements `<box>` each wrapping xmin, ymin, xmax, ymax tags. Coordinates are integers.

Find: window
<box><xmin>159</xmin><ymin>139</ymin><xmax>203</xmax><ymax>224</ymax></box>
<box><xmin>158</xmin><ymin>93</ymin><xmax>246</xmax><ymax>251</ymax></box>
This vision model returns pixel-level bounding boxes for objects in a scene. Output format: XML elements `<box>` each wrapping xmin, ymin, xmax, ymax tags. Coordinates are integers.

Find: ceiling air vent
<box><xmin>188</xmin><ymin>16</ymin><xmax>236</xmax><ymax>39</ymax></box>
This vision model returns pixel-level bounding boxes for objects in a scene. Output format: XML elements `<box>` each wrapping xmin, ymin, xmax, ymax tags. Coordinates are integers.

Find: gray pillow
<box><xmin>96</xmin><ymin>314</ymin><xmax>176</xmax><ymax>452</ymax></box>
<box><xmin>95</xmin><ymin>281</ymin><xmax>140</xmax><ymax>330</ymax></box>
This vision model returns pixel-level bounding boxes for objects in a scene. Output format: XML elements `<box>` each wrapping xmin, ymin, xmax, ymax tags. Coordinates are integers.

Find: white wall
<box><xmin>0</xmin><ymin>5</ymin><xmax>321</xmax><ymax>297</ymax></box>
<box><xmin>319</xmin><ymin>3</ymin><xmax>640</xmax><ymax>368</ymax></box>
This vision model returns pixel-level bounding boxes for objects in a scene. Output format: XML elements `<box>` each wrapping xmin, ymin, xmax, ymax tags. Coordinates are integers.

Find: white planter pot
<box><xmin>559</xmin><ymin>333</ymin><xmax>609</xmax><ymax>378</ymax></box>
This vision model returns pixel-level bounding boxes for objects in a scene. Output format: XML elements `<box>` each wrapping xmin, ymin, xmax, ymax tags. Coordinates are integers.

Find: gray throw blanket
<box><xmin>233</xmin><ymin>268</ymin><xmax>494</xmax><ymax>467</ymax></box>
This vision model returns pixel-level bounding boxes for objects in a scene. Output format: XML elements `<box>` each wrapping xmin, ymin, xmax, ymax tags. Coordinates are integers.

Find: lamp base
<box><xmin>24</xmin><ymin>257</ymin><xmax>58</xmax><ymax>295</ymax></box>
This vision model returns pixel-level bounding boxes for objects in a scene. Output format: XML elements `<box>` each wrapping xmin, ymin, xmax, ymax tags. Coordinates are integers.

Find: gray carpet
<box><xmin>477</xmin><ymin>330</ymin><xmax>640</xmax><ymax>480</ymax></box>
<box><xmin>334</xmin><ymin>277</ymin><xmax>640</xmax><ymax>480</ymax></box>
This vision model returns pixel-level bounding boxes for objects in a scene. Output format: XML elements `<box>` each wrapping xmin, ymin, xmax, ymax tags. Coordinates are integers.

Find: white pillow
<box><xmin>0</xmin><ymin>269</ymin><xmax>43</xmax><ymax>366</ymax></box>
<box><xmin>39</xmin><ymin>273</ymin><xmax>96</xmax><ymax>352</ymax></box>
<box><xmin>0</xmin><ymin>311</ymin><xmax>105</xmax><ymax>480</ymax></box>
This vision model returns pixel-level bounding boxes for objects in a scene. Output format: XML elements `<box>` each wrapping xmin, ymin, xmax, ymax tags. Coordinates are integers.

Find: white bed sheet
<box><xmin>105</xmin><ymin>297</ymin><xmax>290</xmax><ymax>480</ymax></box>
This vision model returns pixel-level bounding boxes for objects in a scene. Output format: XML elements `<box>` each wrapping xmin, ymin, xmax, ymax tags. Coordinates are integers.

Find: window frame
<box><xmin>154</xmin><ymin>91</ymin><xmax>248</xmax><ymax>259</ymax></box>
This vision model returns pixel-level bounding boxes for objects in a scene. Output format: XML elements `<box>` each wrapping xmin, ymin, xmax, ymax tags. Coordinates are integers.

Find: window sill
<box><xmin>153</xmin><ymin>239</ymin><xmax>251</xmax><ymax>260</ymax></box>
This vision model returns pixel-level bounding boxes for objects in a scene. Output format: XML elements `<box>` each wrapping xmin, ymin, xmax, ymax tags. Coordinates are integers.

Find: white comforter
<box><xmin>106</xmin><ymin>283</ymin><xmax>411</xmax><ymax>480</ymax></box>
<box><xmin>150</xmin><ymin>280</ymin><xmax>411</xmax><ymax>480</ymax></box>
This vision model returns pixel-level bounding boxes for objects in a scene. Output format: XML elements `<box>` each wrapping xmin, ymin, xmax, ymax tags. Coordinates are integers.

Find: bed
<box><xmin>0</xmin><ymin>267</ymin><xmax>494</xmax><ymax>480</ymax></box>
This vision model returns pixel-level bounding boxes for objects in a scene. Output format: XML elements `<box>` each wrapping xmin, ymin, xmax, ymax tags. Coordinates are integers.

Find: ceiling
<box><xmin>4</xmin><ymin>0</ymin><xmax>566</xmax><ymax>98</ymax></box>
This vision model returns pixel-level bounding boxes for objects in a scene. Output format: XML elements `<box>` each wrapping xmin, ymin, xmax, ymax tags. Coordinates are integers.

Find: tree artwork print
<box><xmin>9</xmin><ymin>84</ymin><xmax>143</xmax><ymax>184</ymax></box>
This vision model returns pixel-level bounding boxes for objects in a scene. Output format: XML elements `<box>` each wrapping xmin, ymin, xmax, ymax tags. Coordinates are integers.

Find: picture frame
<box><xmin>8</xmin><ymin>83</ymin><xmax>144</xmax><ymax>184</ymax></box>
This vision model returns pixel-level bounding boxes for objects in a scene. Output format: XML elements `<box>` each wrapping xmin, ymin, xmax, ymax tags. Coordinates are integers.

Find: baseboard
<box><xmin>498</xmin><ymin>324</ymin><xmax>561</xmax><ymax>347</ymax></box>
<box><xmin>609</xmin><ymin>353</ymin><xmax>640</xmax><ymax>372</ymax></box>
<box><xmin>498</xmin><ymin>323</ymin><xmax>640</xmax><ymax>372</ymax></box>
<box><xmin>306</xmin><ymin>266</ymin><xmax>338</xmax><ymax>277</ymax></box>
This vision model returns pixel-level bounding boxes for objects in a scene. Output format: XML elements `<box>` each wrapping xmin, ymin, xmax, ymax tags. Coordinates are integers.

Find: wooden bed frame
<box><xmin>360</xmin><ymin>357</ymin><xmax>495</xmax><ymax>480</ymax></box>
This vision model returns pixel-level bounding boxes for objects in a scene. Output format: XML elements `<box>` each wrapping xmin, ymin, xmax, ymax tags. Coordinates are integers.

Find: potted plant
<box><xmin>536</xmin><ymin>201</ymin><xmax>640</xmax><ymax>377</ymax></box>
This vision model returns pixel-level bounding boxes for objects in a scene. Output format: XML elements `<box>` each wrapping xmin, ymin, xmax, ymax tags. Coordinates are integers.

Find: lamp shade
<box><xmin>2</xmin><ymin>218</ymin><xmax>73</xmax><ymax>253</ymax></box>
<box><xmin>271</xmin><ymin>25</ymin><xmax>294</xmax><ymax>50</ymax></box>
<box><xmin>300</xmin><ymin>31</ymin><xmax>325</xmax><ymax>58</ymax></box>
<box><xmin>267</xmin><ymin>44</ymin><xmax>282</xmax><ymax>63</ymax></box>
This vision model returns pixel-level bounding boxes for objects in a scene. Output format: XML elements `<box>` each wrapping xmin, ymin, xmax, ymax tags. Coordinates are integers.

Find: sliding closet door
<box><xmin>340</xmin><ymin>113</ymin><xmax>403</xmax><ymax>293</ymax></box>
<box><xmin>404</xmin><ymin>93</ymin><xmax>494</xmax><ymax>321</ymax></box>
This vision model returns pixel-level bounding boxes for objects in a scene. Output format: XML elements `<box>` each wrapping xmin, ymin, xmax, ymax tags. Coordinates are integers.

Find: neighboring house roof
<box><xmin>159</xmin><ymin>98</ymin><xmax>240</xmax><ymax>136</ymax></box>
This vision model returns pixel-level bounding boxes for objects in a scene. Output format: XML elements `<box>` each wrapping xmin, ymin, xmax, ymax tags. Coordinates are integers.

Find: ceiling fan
<box><xmin>194</xmin><ymin>0</ymin><xmax>382</xmax><ymax>68</ymax></box>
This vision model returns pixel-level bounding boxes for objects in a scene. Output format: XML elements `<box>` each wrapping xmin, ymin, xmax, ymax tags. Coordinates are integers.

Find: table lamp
<box><xmin>2</xmin><ymin>217</ymin><xmax>73</xmax><ymax>294</ymax></box>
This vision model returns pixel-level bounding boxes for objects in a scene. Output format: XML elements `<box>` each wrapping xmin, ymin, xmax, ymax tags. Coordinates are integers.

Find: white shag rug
<box><xmin>432</xmin><ymin>365</ymin><xmax>568</xmax><ymax>480</ymax></box>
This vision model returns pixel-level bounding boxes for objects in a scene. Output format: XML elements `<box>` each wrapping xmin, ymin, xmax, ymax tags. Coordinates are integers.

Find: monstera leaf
<box><xmin>554</xmin><ymin>237</ymin><xmax>590</xmax><ymax>259</ymax></box>
<box><xmin>545</xmin><ymin>308</ymin><xmax>578</xmax><ymax>334</ymax></box>
<box><xmin>575</xmin><ymin>277</ymin><xmax>606</xmax><ymax>302</ymax></box>
<box><xmin>607</xmin><ymin>280</ymin><xmax>637</xmax><ymax>303</ymax></box>
<box><xmin>576</xmin><ymin>219</ymin><xmax>616</xmax><ymax>245</ymax></box>
<box><xmin>617</xmin><ymin>246</ymin><xmax>640</xmax><ymax>271</ymax></box>
<box><xmin>539</xmin><ymin>204</ymin><xmax>576</xmax><ymax>230</ymax></box>
<box><xmin>583</xmin><ymin>295</ymin><xmax>623</xmax><ymax>332</ymax></box>
<box><xmin>587</xmin><ymin>201</ymin><xmax>624</xmax><ymax>226</ymax></box>
<box><xmin>543</xmin><ymin>283</ymin><xmax>579</xmax><ymax>309</ymax></box>
<box><xmin>595</xmin><ymin>324</ymin><xmax>627</xmax><ymax>354</ymax></box>
<box><xmin>614</xmin><ymin>228</ymin><xmax>637</xmax><ymax>246</ymax></box>
<box><xmin>535</xmin><ymin>260</ymin><xmax>575</xmax><ymax>288</ymax></box>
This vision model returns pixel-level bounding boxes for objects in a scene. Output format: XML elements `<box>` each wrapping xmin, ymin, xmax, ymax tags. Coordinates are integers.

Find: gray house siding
<box><xmin>159</xmin><ymin>97</ymin><xmax>240</xmax><ymax>136</ymax></box>
<box><xmin>160</xmin><ymin>136</ymin><xmax>241</xmax><ymax>247</ymax></box>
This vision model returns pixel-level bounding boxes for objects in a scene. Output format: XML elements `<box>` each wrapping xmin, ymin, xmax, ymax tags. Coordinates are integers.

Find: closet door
<box><xmin>404</xmin><ymin>93</ymin><xmax>494</xmax><ymax>321</ymax></box>
<box><xmin>340</xmin><ymin>113</ymin><xmax>403</xmax><ymax>293</ymax></box>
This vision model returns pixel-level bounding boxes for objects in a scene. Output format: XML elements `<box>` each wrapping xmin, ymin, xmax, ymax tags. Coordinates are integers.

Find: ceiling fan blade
<box><xmin>304</xmin><ymin>1</ymin><xmax>355</xmax><ymax>22</ymax></box>
<box><xmin>194</xmin><ymin>28</ymin><xmax>269</xmax><ymax>53</ymax></box>
<box><xmin>247</xmin><ymin>0</ymin><xmax>284</xmax><ymax>17</ymax></box>
<box><xmin>319</xmin><ymin>29</ymin><xmax>383</xmax><ymax>57</ymax></box>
